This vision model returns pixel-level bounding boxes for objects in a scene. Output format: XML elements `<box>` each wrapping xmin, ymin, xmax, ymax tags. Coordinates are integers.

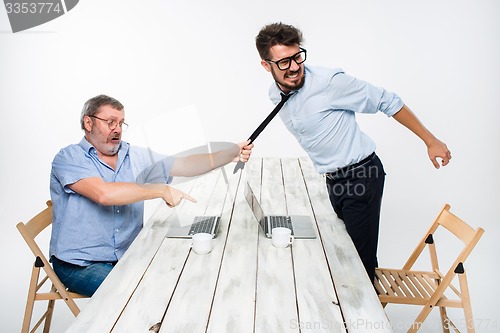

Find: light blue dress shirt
<box><xmin>269</xmin><ymin>65</ymin><xmax>404</xmax><ymax>174</ymax></box>
<box><xmin>49</xmin><ymin>137</ymin><xmax>173</xmax><ymax>266</ymax></box>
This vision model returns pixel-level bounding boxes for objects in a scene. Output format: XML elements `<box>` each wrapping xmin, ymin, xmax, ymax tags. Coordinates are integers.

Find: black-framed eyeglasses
<box><xmin>88</xmin><ymin>115</ymin><xmax>129</xmax><ymax>131</ymax></box>
<box><xmin>265</xmin><ymin>48</ymin><xmax>307</xmax><ymax>71</ymax></box>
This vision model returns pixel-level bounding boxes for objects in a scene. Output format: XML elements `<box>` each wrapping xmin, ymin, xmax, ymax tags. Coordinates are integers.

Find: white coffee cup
<box><xmin>271</xmin><ymin>227</ymin><xmax>294</xmax><ymax>248</ymax></box>
<box><xmin>191</xmin><ymin>233</ymin><xmax>213</xmax><ymax>254</ymax></box>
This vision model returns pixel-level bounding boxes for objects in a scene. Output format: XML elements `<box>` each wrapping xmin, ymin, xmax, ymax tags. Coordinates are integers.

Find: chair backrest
<box><xmin>17</xmin><ymin>201</ymin><xmax>53</xmax><ymax>262</ymax></box>
<box><xmin>403</xmin><ymin>204</ymin><xmax>484</xmax><ymax>273</ymax></box>
<box><xmin>437</xmin><ymin>204</ymin><xmax>479</xmax><ymax>245</ymax></box>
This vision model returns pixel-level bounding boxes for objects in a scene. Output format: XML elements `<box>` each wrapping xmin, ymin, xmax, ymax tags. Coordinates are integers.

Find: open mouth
<box><xmin>285</xmin><ymin>68</ymin><xmax>301</xmax><ymax>81</ymax></box>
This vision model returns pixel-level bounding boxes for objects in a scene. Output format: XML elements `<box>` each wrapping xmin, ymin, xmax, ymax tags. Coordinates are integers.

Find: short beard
<box><xmin>273</xmin><ymin>67</ymin><xmax>306</xmax><ymax>92</ymax></box>
<box><xmin>107</xmin><ymin>145</ymin><xmax>120</xmax><ymax>155</ymax></box>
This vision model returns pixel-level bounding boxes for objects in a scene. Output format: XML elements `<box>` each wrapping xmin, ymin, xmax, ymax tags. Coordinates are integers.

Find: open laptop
<box><xmin>244</xmin><ymin>181</ymin><xmax>316</xmax><ymax>239</ymax></box>
<box><xmin>166</xmin><ymin>213</ymin><xmax>221</xmax><ymax>239</ymax></box>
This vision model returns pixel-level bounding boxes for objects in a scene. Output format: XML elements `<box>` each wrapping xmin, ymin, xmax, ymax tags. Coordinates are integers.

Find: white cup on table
<box><xmin>191</xmin><ymin>233</ymin><xmax>213</xmax><ymax>254</ymax></box>
<box><xmin>271</xmin><ymin>227</ymin><xmax>294</xmax><ymax>248</ymax></box>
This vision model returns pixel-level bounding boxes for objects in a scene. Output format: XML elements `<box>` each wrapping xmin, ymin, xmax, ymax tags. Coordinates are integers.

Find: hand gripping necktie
<box><xmin>233</xmin><ymin>93</ymin><xmax>291</xmax><ymax>174</ymax></box>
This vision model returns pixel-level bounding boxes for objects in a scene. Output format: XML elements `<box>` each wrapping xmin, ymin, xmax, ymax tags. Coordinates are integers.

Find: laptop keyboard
<box><xmin>269</xmin><ymin>216</ymin><xmax>294</xmax><ymax>232</ymax></box>
<box><xmin>189</xmin><ymin>216</ymin><xmax>217</xmax><ymax>235</ymax></box>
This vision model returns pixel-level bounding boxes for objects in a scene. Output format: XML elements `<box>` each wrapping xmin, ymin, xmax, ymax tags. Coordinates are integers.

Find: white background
<box><xmin>1</xmin><ymin>0</ymin><xmax>499</xmax><ymax>331</ymax></box>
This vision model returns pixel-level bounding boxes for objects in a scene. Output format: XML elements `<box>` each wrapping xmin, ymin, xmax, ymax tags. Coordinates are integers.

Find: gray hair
<box><xmin>80</xmin><ymin>94</ymin><xmax>124</xmax><ymax>130</ymax></box>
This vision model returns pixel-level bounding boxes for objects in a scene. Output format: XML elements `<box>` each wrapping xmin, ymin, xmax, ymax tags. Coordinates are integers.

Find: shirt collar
<box><xmin>78</xmin><ymin>136</ymin><xmax>130</xmax><ymax>157</ymax></box>
<box><xmin>78</xmin><ymin>136</ymin><xmax>94</xmax><ymax>153</ymax></box>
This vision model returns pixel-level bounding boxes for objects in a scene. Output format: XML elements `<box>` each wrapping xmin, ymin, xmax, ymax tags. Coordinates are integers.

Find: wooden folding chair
<box><xmin>17</xmin><ymin>200</ymin><xmax>89</xmax><ymax>333</ymax></box>
<box><xmin>374</xmin><ymin>204</ymin><xmax>484</xmax><ymax>333</ymax></box>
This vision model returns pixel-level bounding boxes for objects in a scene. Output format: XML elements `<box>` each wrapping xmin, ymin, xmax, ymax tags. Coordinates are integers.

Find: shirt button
<box><xmin>116</xmin><ymin>209</ymin><xmax>120</xmax><ymax>213</ymax></box>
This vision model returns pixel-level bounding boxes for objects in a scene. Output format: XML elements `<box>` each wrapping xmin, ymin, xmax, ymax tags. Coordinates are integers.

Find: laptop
<box><xmin>244</xmin><ymin>181</ymin><xmax>316</xmax><ymax>239</ymax></box>
<box><xmin>166</xmin><ymin>213</ymin><xmax>221</xmax><ymax>239</ymax></box>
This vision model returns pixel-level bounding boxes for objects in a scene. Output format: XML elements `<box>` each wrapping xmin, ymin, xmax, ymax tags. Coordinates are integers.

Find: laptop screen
<box><xmin>244</xmin><ymin>182</ymin><xmax>267</xmax><ymax>232</ymax></box>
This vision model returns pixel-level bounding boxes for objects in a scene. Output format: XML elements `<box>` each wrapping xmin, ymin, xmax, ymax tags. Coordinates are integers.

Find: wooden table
<box><xmin>67</xmin><ymin>158</ymin><xmax>392</xmax><ymax>333</ymax></box>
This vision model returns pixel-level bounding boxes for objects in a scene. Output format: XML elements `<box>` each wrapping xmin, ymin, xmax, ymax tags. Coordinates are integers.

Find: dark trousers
<box><xmin>325</xmin><ymin>154</ymin><xmax>385</xmax><ymax>283</ymax></box>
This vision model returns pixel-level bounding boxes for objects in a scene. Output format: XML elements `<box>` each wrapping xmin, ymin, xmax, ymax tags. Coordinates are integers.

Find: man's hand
<box><xmin>162</xmin><ymin>185</ymin><xmax>197</xmax><ymax>208</ymax></box>
<box><xmin>427</xmin><ymin>138</ymin><xmax>452</xmax><ymax>169</ymax></box>
<box><xmin>235</xmin><ymin>140</ymin><xmax>254</xmax><ymax>163</ymax></box>
<box><xmin>392</xmin><ymin>105</ymin><xmax>452</xmax><ymax>169</ymax></box>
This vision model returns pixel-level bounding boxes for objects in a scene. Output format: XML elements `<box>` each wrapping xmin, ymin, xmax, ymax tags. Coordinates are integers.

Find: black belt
<box><xmin>325</xmin><ymin>152</ymin><xmax>376</xmax><ymax>181</ymax></box>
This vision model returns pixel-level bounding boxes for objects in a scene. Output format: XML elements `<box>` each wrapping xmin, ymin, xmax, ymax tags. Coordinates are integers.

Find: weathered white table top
<box><xmin>67</xmin><ymin>157</ymin><xmax>392</xmax><ymax>333</ymax></box>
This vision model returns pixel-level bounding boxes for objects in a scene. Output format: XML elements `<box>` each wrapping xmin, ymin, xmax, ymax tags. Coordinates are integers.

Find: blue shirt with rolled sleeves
<box><xmin>269</xmin><ymin>65</ymin><xmax>404</xmax><ymax>174</ymax></box>
<box><xmin>49</xmin><ymin>137</ymin><xmax>173</xmax><ymax>266</ymax></box>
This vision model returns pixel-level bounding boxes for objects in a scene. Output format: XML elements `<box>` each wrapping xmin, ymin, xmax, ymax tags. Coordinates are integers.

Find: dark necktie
<box><xmin>233</xmin><ymin>93</ymin><xmax>291</xmax><ymax>173</ymax></box>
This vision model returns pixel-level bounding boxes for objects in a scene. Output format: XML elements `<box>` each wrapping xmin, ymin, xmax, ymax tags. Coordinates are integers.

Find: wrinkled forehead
<box><xmin>268</xmin><ymin>44</ymin><xmax>301</xmax><ymax>60</ymax></box>
<box><xmin>96</xmin><ymin>104</ymin><xmax>125</xmax><ymax>118</ymax></box>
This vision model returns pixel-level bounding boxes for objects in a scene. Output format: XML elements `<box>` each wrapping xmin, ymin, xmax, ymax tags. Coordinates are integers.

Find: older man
<box><xmin>50</xmin><ymin>94</ymin><xmax>253</xmax><ymax>296</ymax></box>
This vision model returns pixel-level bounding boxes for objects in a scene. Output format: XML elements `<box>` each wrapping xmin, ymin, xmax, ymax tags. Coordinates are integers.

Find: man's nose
<box><xmin>289</xmin><ymin>59</ymin><xmax>300</xmax><ymax>71</ymax></box>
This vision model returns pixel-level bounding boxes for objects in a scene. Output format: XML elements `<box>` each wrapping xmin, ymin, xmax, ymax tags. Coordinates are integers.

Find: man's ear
<box><xmin>261</xmin><ymin>59</ymin><xmax>271</xmax><ymax>72</ymax></box>
<box><xmin>83</xmin><ymin>115</ymin><xmax>93</xmax><ymax>132</ymax></box>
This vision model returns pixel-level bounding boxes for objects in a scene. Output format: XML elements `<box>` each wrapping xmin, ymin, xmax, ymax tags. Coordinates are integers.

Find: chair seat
<box><xmin>375</xmin><ymin>268</ymin><xmax>463</xmax><ymax>308</ymax></box>
<box><xmin>375</xmin><ymin>268</ymin><xmax>465</xmax><ymax>308</ymax></box>
<box><xmin>376</xmin><ymin>268</ymin><xmax>438</xmax><ymax>304</ymax></box>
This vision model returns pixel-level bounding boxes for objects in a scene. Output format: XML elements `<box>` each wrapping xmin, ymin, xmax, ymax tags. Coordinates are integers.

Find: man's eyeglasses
<box><xmin>88</xmin><ymin>115</ymin><xmax>129</xmax><ymax>131</ymax></box>
<box><xmin>266</xmin><ymin>48</ymin><xmax>307</xmax><ymax>71</ymax></box>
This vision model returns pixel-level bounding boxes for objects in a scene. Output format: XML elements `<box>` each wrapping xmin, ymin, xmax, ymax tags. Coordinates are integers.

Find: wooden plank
<box><xmin>282</xmin><ymin>158</ymin><xmax>346</xmax><ymax>333</ymax></box>
<box><xmin>298</xmin><ymin>157</ymin><xmax>393</xmax><ymax>333</ymax></box>
<box><xmin>158</xmin><ymin>166</ymin><xmax>240</xmax><ymax>333</ymax></box>
<box><xmin>111</xmin><ymin>238</ymin><xmax>190</xmax><ymax>332</ymax></box>
<box><xmin>420</xmin><ymin>274</ymin><xmax>439</xmax><ymax>295</ymax></box>
<box><xmin>206</xmin><ymin>159</ymin><xmax>261</xmax><ymax>333</ymax></box>
<box><xmin>110</xmin><ymin>168</ymin><xmax>228</xmax><ymax>332</ymax></box>
<box><xmin>254</xmin><ymin>158</ymin><xmax>299</xmax><ymax>333</ymax></box>
<box><xmin>379</xmin><ymin>271</ymin><xmax>396</xmax><ymax>297</ymax></box>
<box><xmin>397</xmin><ymin>271</ymin><xmax>421</xmax><ymax>298</ymax></box>
<box><xmin>373</xmin><ymin>278</ymin><xmax>385</xmax><ymax>298</ymax></box>
<box><xmin>386</xmin><ymin>270</ymin><xmax>405</xmax><ymax>297</ymax></box>
<box><xmin>438</xmin><ymin>210</ymin><xmax>475</xmax><ymax>243</ymax></box>
<box><xmin>406</xmin><ymin>274</ymin><xmax>430</xmax><ymax>298</ymax></box>
<box><xmin>389</xmin><ymin>271</ymin><xmax>410</xmax><ymax>297</ymax></box>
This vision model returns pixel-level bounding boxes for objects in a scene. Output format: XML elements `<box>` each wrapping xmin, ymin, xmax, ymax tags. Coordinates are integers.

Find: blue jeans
<box><xmin>325</xmin><ymin>153</ymin><xmax>385</xmax><ymax>284</ymax></box>
<box><xmin>52</xmin><ymin>256</ymin><xmax>116</xmax><ymax>296</ymax></box>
